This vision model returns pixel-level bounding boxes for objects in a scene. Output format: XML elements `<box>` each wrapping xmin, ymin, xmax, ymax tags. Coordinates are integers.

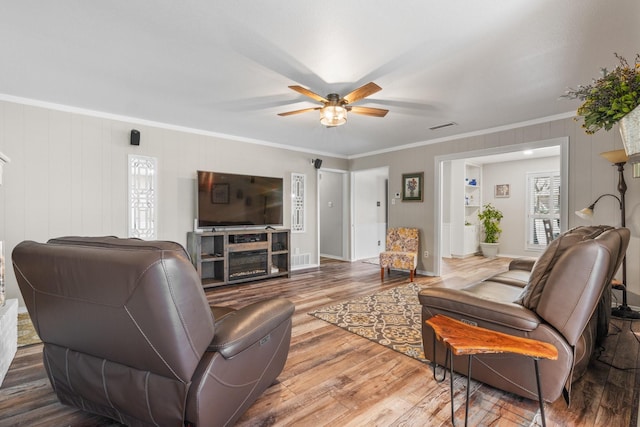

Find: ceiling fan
<box><xmin>278</xmin><ymin>82</ymin><xmax>388</xmax><ymax>127</ymax></box>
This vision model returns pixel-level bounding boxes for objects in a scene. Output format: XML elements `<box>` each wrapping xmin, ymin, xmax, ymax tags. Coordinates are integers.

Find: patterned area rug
<box><xmin>18</xmin><ymin>312</ymin><xmax>41</xmax><ymax>347</ymax></box>
<box><xmin>309</xmin><ymin>282</ymin><xmax>427</xmax><ymax>363</ymax></box>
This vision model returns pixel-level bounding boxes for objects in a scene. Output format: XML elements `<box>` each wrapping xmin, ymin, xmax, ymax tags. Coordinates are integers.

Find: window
<box><xmin>291</xmin><ymin>173</ymin><xmax>305</xmax><ymax>232</ymax></box>
<box><xmin>526</xmin><ymin>171</ymin><xmax>560</xmax><ymax>249</ymax></box>
<box><xmin>128</xmin><ymin>154</ymin><xmax>158</xmax><ymax>239</ymax></box>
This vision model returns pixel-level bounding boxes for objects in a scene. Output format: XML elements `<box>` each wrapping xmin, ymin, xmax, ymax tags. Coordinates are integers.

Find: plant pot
<box><xmin>479</xmin><ymin>242</ymin><xmax>499</xmax><ymax>259</ymax></box>
<box><xmin>619</xmin><ymin>105</ymin><xmax>640</xmax><ymax>178</ymax></box>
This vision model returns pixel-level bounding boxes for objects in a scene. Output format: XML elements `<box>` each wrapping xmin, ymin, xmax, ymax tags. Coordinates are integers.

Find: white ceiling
<box><xmin>1</xmin><ymin>1</ymin><xmax>638</xmax><ymax>158</ymax></box>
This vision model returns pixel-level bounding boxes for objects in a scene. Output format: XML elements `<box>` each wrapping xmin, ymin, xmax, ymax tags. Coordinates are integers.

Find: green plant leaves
<box><xmin>478</xmin><ymin>203</ymin><xmax>503</xmax><ymax>243</ymax></box>
<box><xmin>563</xmin><ymin>53</ymin><xmax>640</xmax><ymax>134</ymax></box>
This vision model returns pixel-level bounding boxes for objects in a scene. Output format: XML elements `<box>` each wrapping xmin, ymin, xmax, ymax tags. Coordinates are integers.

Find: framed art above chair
<box><xmin>402</xmin><ymin>172</ymin><xmax>424</xmax><ymax>202</ymax></box>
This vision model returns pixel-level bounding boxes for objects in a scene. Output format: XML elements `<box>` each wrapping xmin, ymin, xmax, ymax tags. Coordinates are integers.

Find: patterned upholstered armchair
<box><xmin>379</xmin><ymin>227</ymin><xmax>419</xmax><ymax>281</ymax></box>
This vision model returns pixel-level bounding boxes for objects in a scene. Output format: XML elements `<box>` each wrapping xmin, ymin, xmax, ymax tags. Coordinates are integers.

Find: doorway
<box><xmin>318</xmin><ymin>169</ymin><xmax>349</xmax><ymax>260</ymax></box>
<box><xmin>434</xmin><ymin>137</ymin><xmax>569</xmax><ymax>276</ymax></box>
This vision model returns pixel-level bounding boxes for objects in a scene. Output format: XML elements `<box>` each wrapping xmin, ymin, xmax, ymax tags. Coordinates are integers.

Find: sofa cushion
<box><xmin>490</xmin><ymin>269</ymin><xmax>530</xmax><ymax>288</ymax></box>
<box><xmin>517</xmin><ymin>225</ymin><xmax>611</xmax><ymax>310</ymax></box>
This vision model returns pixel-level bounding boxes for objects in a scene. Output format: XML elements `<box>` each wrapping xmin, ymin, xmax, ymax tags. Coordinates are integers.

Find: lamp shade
<box><xmin>600</xmin><ymin>149</ymin><xmax>628</xmax><ymax>164</ymax></box>
<box><xmin>575</xmin><ymin>207</ymin><xmax>594</xmax><ymax>220</ymax></box>
<box><xmin>320</xmin><ymin>105</ymin><xmax>347</xmax><ymax>127</ymax></box>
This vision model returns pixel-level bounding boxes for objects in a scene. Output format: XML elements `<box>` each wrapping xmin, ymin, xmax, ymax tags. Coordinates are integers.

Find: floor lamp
<box><xmin>575</xmin><ymin>149</ymin><xmax>640</xmax><ymax>319</ymax></box>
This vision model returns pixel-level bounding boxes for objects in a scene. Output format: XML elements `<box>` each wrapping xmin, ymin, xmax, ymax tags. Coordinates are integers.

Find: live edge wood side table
<box><xmin>425</xmin><ymin>314</ymin><xmax>558</xmax><ymax>427</ymax></box>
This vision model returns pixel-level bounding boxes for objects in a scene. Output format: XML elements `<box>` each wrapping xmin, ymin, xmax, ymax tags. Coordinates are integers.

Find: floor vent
<box><xmin>291</xmin><ymin>253</ymin><xmax>311</xmax><ymax>268</ymax></box>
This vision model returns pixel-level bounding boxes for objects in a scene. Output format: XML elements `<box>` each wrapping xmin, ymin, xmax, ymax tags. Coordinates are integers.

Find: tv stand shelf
<box><xmin>187</xmin><ymin>229</ymin><xmax>291</xmax><ymax>288</ymax></box>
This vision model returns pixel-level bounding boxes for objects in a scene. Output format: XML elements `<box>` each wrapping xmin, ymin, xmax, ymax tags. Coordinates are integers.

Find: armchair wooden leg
<box><xmin>410</xmin><ymin>269</ymin><xmax>414</xmax><ymax>282</ymax></box>
<box><xmin>380</xmin><ymin>267</ymin><xmax>384</xmax><ymax>281</ymax></box>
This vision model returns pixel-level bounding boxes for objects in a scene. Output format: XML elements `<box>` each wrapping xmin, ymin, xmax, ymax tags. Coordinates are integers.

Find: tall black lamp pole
<box><xmin>600</xmin><ymin>150</ymin><xmax>639</xmax><ymax>319</ymax></box>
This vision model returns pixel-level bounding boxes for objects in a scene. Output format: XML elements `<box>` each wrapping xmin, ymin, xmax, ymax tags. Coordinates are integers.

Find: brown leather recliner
<box><xmin>12</xmin><ymin>236</ymin><xmax>295</xmax><ymax>427</ymax></box>
<box><xmin>420</xmin><ymin>226</ymin><xmax>629</xmax><ymax>404</ymax></box>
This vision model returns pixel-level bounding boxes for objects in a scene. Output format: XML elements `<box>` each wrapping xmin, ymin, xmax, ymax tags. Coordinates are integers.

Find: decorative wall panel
<box><xmin>128</xmin><ymin>155</ymin><xmax>157</xmax><ymax>239</ymax></box>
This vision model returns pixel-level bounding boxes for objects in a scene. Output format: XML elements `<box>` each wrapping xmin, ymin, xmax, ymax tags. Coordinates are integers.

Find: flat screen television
<box><xmin>197</xmin><ymin>170</ymin><xmax>284</xmax><ymax>229</ymax></box>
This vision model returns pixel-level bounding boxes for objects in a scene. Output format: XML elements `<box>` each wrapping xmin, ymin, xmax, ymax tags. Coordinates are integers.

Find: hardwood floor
<box><xmin>1</xmin><ymin>256</ymin><xmax>638</xmax><ymax>426</ymax></box>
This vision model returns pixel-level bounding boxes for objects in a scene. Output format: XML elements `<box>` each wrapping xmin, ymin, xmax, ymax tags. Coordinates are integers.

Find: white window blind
<box><xmin>526</xmin><ymin>171</ymin><xmax>560</xmax><ymax>249</ymax></box>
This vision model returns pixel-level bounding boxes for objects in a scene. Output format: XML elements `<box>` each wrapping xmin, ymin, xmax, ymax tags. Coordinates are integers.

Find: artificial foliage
<box><xmin>563</xmin><ymin>53</ymin><xmax>640</xmax><ymax>134</ymax></box>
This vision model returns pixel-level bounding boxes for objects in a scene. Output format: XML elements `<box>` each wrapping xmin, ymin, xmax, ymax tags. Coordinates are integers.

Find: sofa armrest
<box><xmin>508</xmin><ymin>257</ymin><xmax>537</xmax><ymax>272</ymax></box>
<box><xmin>419</xmin><ymin>288</ymin><xmax>541</xmax><ymax>331</ymax></box>
<box><xmin>208</xmin><ymin>298</ymin><xmax>295</xmax><ymax>358</ymax></box>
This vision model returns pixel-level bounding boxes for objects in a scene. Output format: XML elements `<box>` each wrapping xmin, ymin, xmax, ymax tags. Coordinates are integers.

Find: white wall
<box><xmin>350</xmin><ymin>117</ymin><xmax>640</xmax><ymax>290</ymax></box>
<box><xmin>481</xmin><ymin>156</ymin><xmax>560</xmax><ymax>257</ymax></box>
<box><xmin>3</xmin><ymin>99</ymin><xmax>639</xmax><ymax>301</ymax></box>
<box><xmin>0</xmin><ymin>100</ymin><xmax>348</xmax><ymax>306</ymax></box>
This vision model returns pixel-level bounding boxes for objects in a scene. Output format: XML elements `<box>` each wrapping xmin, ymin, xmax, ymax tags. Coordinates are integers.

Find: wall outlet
<box><xmin>423</xmin><ymin>251</ymin><xmax>429</xmax><ymax>258</ymax></box>
<box><xmin>378</xmin><ymin>240</ymin><xmax>381</xmax><ymax>246</ymax></box>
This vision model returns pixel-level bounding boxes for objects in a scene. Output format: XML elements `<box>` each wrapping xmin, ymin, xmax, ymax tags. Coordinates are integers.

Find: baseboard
<box><xmin>417</xmin><ymin>269</ymin><xmax>436</xmax><ymax>277</ymax></box>
<box><xmin>291</xmin><ymin>263</ymin><xmax>320</xmax><ymax>272</ymax></box>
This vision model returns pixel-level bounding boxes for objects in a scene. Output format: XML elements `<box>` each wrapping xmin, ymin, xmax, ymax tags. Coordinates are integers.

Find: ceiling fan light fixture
<box><xmin>320</xmin><ymin>105</ymin><xmax>347</xmax><ymax>127</ymax></box>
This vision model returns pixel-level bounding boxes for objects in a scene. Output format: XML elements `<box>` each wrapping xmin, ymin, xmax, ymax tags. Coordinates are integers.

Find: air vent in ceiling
<box><xmin>429</xmin><ymin>122</ymin><xmax>457</xmax><ymax>131</ymax></box>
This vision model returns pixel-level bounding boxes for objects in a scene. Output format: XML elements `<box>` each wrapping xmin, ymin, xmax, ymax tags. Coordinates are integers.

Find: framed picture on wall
<box><xmin>495</xmin><ymin>184</ymin><xmax>510</xmax><ymax>198</ymax></box>
<box><xmin>402</xmin><ymin>172</ymin><xmax>424</xmax><ymax>202</ymax></box>
<box><xmin>211</xmin><ymin>183</ymin><xmax>230</xmax><ymax>204</ymax></box>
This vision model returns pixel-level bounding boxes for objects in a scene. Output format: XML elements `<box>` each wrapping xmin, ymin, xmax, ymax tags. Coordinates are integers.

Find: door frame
<box><xmin>317</xmin><ymin>167</ymin><xmax>349</xmax><ymax>261</ymax></box>
<box><xmin>433</xmin><ymin>137</ymin><xmax>569</xmax><ymax>276</ymax></box>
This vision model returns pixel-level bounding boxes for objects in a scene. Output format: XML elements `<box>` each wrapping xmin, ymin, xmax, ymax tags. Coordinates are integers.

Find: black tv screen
<box><xmin>197</xmin><ymin>170</ymin><xmax>284</xmax><ymax>228</ymax></box>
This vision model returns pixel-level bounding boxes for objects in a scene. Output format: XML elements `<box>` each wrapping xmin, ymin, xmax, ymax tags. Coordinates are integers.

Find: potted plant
<box><xmin>563</xmin><ymin>53</ymin><xmax>640</xmax><ymax>173</ymax></box>
<box><xmin>477</xmin><ymin>203</ymin><xmax>503</xmax><ymax>258</ymax></box>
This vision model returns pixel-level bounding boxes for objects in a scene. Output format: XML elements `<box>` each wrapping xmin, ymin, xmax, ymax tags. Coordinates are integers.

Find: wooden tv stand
<box><xmin>187</xmin><ymin>229</ymin><xmax>290</xmax><ymax>288</ymax></box>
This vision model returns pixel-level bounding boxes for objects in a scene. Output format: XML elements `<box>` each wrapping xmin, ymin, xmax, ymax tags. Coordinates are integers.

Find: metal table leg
<box><xmin>464</xmin><ymin>355</ymin><xmax>472</xmax><ymax>427</ymax></box>
<box><xmin>449</xmin><ymin>348</ymin><xmax>455</xmax><ymax>426</ymax></box>
<box><xmin>431</xmin><ymin>332</ymin><xmax>447</xmax><ymax>382</ymax></box>
<box><xmin>534</xmin><ymin>358</ymin><xmax>547</xmax><ymax>427</ymax></box>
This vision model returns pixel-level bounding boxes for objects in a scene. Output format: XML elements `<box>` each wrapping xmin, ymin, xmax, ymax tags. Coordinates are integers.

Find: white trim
<box><xmin>0</xmin><ymin>93</ymin><xmax>347</xmax><ymax>159</ymax></box>
<box><xmin>0</xmin><ymin>92</ymin><xmax>576</xmax><ymax>161</ymax></box>
<box><xmin>317</xmin><ymin>168</ymin><xmax>350</xmax><ymax>262</ymax></box>
<box><xmin>349</xmin><ymin>112</ymin><xmax>576</xmax><ymax>159</ymax></box>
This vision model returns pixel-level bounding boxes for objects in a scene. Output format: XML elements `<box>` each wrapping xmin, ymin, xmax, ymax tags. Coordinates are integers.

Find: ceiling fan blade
<box><xmin>349</xmin><ymin>106</ymin><xmax>389</xmax><ymax>117</ymax></box>
<box><xmin>277</xmin><ymin>107</ymin><xmax>321</xmax><ymax>117</ymax></box>
<box><xmin>288</xmin><ymin>85</ymin><xmax>328</xmax><ymax>103</ymax></box>
<box><xmin>342</xmin><ymin>82</ymin><xmax>382</xmax><ymax>104</ymax></box>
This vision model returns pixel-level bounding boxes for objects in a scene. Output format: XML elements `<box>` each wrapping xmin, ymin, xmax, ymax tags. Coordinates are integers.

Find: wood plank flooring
<box><xmin>1</xmin><ymin>256</ymin><xmax>638</xmax><ymax>426</ymax></box>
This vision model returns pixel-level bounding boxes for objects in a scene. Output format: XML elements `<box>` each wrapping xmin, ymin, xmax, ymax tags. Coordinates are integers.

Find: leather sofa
<box><xmin>419</xmin><ymin>226</ymin><xmax>629</xmax><ymax>404</ymax></box>
<box><xmin>12</xmin><ymin>236</ymin><xmax>295</xmax><ymax>427</ymax></box>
